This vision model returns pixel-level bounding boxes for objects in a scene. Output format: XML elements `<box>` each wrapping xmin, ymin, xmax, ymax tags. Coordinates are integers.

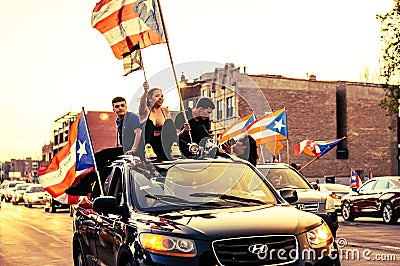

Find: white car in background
<box><xmin>23</xmin><ymin>184</ymin><xmax>46</xmax><ymax>208</ymax></box>
<box><xmin>318</xmin><ymin>183</ymin><xmax>352</xmax><ymax>212</ymax></box>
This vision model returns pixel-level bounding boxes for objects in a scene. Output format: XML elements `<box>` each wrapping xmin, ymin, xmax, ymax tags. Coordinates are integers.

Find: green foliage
<box><xmin>377</xmin><ymin>0</ymin><xmax>400</xmax><ymax>116</ymax></box>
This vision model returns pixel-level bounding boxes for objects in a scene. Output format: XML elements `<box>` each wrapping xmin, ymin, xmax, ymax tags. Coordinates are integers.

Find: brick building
<box><xmin>41</xmin><ymin>111</ymin><xmax>117</xmax><ymax>165</ymax></box>
<box><xmin>180</xmin><ymin>63</ymin><xmax>398</xmax><ymax>180</ymax></box>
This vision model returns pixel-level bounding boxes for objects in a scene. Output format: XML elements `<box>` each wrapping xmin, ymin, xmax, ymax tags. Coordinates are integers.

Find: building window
<box><xmin>226</xmin><ymin>96</ymin><xmax>233</xmax><ymax>118</ymax></box>
<box><xmin>202</xmin><ymin>89</ymin><xmax>208</xmax><ymax>97</ymax></box>
<box><xmin>217</xmin><ymin>100</ymin><xmax>223</xmax><ymax>120</ymax></box>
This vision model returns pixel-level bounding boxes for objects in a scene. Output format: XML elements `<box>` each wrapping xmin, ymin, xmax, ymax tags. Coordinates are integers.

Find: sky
<box><xmin>0</xmin><ymin>0</ymin><xmax>393</xmax><ymax>161</ymax></box>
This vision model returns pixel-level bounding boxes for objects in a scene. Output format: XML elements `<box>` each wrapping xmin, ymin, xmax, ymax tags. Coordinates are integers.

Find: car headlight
<box><xmin>139</xmin><ymin>233</ymin><xmax>197</xmax><ymax>258</ymax></box>
<box><xmin>325</xmin><ymin>196</ymin><xmax>335</xmax><ymax>211</ymax></box>
<box><xmin>306</xmin><ymin>223</ymin><xmax>333</xmax><ymax>248</ymax></box>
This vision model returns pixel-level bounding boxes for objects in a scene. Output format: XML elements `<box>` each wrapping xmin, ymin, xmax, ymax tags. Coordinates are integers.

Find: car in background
<box><xmin>73</xmin><ymin>155</ymin><xmax>340</xmax><ymax>266</ymax></box>
<box><xmin>318</xmin><ymin>183</ymin><xmax>352</xmax><ymax>212</ymax></box>
<box><xmin>3</xmin><ymin>181</ymin><xmax>26</xmax><ymax>202</ymax></box>
<box><xmin>257</xmin><ymin>163</ymin><xmax>338</xmax><ymax>237</ymax></box>
<box><xmin>44</xmin><ymin>192</ymin><xmax>70</xmax><ymax>213</ymax></box>
<box><xmin>23</xmin><ymin>184</ymin><xmax>46</xmax><ymax>208</ymax></box>
<box><xmin>341</xmin><ymin>176</ymin><xmax>400</xmax><ymax>224</ymax></box>
<box><xmin>0</xmin><ymin>182</ymin><xmax>9</xmax><ymax>201</ymax></box>
<box><xmin>11</xmin><ymin>183</ymin><xmax>30</xmax><ymax>205</ymax></box>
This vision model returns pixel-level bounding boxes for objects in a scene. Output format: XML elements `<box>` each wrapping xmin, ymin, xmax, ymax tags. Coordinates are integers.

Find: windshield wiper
<box><xmin>145</xmin><ymin>194</ymin><xmax>191</xmax><ymax>204</ymax></box>
<box><xmin>189</xmin><ymin>192</ymin><xmax>265</xmax><ymax>205</ymax></box>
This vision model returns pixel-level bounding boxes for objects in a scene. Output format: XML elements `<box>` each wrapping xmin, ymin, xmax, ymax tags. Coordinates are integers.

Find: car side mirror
<box><xmin>310</xmin><ymin>182</ymin><xmax>319</xmax><ymax>190</ymax></box>
<box><xmin>280</xmin><ymin>189</ymin><xmax>298</xmax><ymax>204</ymax></box>
<box><xmin>93</xmin><ymin>196</ymin><xmax>118</xmax><ymax>215</ymax></box>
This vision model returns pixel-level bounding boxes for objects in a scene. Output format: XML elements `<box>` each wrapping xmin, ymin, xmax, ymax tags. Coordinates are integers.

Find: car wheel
<box><xmin>382</xmin><ymin>202</ymin><xmax>398</xmax><ymax>224</ymax></box>
<box><xmin>341</xmin><ymin>202</ymin><xmax>354</xmax><ymax>221</ymax></box>
<box><xmin>73</xmin><ymin>243</ymin><xmax>86</xmax><ymax>266</ymax></box>
<box><xmin>44</xmin><ymin>206</ymin><xmax>49</xmax><ymax>212</ymax></box>
<box><xmin>28</xmin><ymin>203</ymin><xmax>32</xmax><ymax>208</ymax></box>
<box><xmin>50</xmin><ymin>203</ymin><xmax>56</xmax><ymax>213</ymax></box>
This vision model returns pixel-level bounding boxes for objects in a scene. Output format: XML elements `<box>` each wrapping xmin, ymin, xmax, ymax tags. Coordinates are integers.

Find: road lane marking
<box><xmin>3</xmin><ymin>215</ymin><xmax>68</xmax><ymax>244</ymax></box>
<box><xmin>381</xmin><ymin>246</ymin><xmax>400</xmax><ymax>250</ymax></box>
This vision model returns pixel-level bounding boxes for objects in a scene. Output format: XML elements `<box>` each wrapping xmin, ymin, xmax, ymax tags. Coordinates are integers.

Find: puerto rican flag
<box><xmin>91</xmin><ymin>0</ymin><xmax>166</xmax><ymax>59</ymax></box>
<box><xmin>244</xmin><ymin>108</ymin><xmax>288</xmax><ymax>145</ymax></box>
<box><xmin>294</xmin><ymin>137</ymin><xmax>345</xmax><ymax>158</ymax></box>
<box><xmin>218</xmin><ymin>113</ymin><xmax>255</xmax><ymax>144</ymax></box>
<box><xmin>38</xmin><ymin>112</ymin><xmax>95</xmax><ymax>202</ymax></box>
<box><xmin>350</xmin><ymin>168</ymin><xmax>362</xmax><ymax>189</ymax></box>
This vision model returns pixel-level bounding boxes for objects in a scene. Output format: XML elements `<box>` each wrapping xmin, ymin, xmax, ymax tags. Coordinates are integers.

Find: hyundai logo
<box><xmin>296</xmin><ymin>203</ymin><xmax>305</xmax><ymax>210</ymax></box>
<box><xmin>248</xmin><ymin>243</ymin><xmax>268</xmax><ymax>255</ymax></box>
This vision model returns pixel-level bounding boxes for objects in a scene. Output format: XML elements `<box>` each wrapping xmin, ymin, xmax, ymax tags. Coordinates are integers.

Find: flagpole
<box><xmin>81</xmin><ymin>107</ymin><xmax>104</xmax><ymax>196</ymax></box>
<box><xmin>286</xmin><ymin>139</ymin><xmax>290</xmax><ymax>164</ymax></box>
<box><xmin>156</xmin><ymin>0</ymin><xmax>193</xmax><ymax>143</ymax></box>
<box><xmin>298</xmin><ymin>157</ymin><xmax>318</xmax><ymax>171</ymax></box>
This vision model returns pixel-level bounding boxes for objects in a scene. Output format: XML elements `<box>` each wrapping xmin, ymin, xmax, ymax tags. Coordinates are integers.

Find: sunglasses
<box><xmin>114</xmin><ymin>103</ymin><xmax>126</xmax><ymax>108</ymax></box>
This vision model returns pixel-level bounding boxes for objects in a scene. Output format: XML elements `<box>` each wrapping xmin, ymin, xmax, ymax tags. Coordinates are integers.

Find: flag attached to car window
<box><xmin>350</xmin><ymin>168</ymin><xmax>362</xmax><ymax>189</ymax></box>
<box><xmin>38</xmin><ymin>112</ymin><xmax>96</xmax><ymax>198</ymax></box>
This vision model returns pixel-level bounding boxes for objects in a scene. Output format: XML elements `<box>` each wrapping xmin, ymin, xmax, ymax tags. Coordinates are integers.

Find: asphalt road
<box><xmin>0</xmin><ymin>200</ymin><xmax>399</xmax><ymax>266</ymax></box>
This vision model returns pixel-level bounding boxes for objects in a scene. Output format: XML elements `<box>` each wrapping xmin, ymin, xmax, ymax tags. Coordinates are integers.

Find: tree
<box><xmin>377</xmin><ymin>0</ymin><xmax>400</xmax><ymax>116</ymax></box>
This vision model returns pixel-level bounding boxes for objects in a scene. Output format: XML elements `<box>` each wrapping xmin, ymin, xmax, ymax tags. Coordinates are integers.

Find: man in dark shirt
<box><xmin>175</xmin><ymin>98</ymin><xmax>215</xmax><ymax>157</ymax></box>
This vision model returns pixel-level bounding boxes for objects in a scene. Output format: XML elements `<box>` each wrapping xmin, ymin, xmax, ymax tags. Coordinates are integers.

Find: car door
<box><xmin>352</xmin><ymin>180</ymin><xmax>377</xmax><ymax>214</ymax></box>
<box><xmin>95</xmin><ymin>165</ymin><xmax>125</xmax><ymax>266</ymax></box>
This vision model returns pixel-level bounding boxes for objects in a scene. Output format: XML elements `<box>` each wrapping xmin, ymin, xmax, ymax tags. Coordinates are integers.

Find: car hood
<box><xmin>289</xmin><ymin>189</ymin><xmax>327</xmax><ymax>204</ymax></box>
<box><xmin>133</xmin><ymin>205</ymin><xmax>323</xmax><ymax>240</ymax></box>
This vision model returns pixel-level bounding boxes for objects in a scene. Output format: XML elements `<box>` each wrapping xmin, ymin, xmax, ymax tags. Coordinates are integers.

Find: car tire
<box><xmin>50</xmin><ymin>203</ymin><xmax>56</xmax><ymax>213</ymax></box>
<box><xmin>341</xmin><ymin>202</ymin><xmax>355</xmax><ymax>222</ymax></box>
<box><xmin>382</xmin><ymin>202</ymin><xmax>398</xmax><ymax>224</ymax></box>
<box><xmin>28</xmin><ymin>203</ymin><xmax>32</xmax><ymax>208</ymax></box>
<box><xmin>44</xmin><ymin>206</ymin><xmax>49</xmax><ymax>212</ymax></box>
<box><xmin>73</xmin><ymin>243</ymin><xmax>86</xmax><ymax>266</ymax></box>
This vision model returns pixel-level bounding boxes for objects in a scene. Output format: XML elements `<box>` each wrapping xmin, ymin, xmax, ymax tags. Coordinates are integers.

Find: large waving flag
<box><xmin>294</xmin><ymin>137</ymin><xmax>345</xmax><ymax>158</ymax></box>
<box><xmin>218</xmin><ymin>113</ymin><xmax>255</xmax><ymax>144</ymax></box>
<box><xmin>92</xmin><ymin>0</ymin><xmax>166</xmax><ymax>75</ymax></box>
<box><xmin>244</xmin><ymin>108</ymin><xmax>288</xmax><ymax>145</ymax></box>
<box><xmin>38</xmin><ymin>112</ymin><xmax>96</xmax><ymax>199</ymax></box>
<box><xmin>350</xmin><ymin>168</ymin><xmax>362</xmax><ymax>188</ymax></box>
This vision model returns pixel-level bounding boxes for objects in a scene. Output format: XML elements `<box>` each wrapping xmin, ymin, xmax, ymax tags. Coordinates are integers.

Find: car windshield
<box><xmin>258</xmin><ymin>167</ymin><xmax>311</xmax><ymax>189</ymax></box>
<box><xmin>16</xmin><ymin>185</ymin><xmax>29</xmax><ymax>191</ymax></box>
<box><xmin>130</xmin><ymin>161</ymin><xmax>279</xmax><ymax>212</ymax></box>
<box><xmin>31</xmin><ymin>186</ymin><xmax>45</xmax><ymax>193</ymax></box>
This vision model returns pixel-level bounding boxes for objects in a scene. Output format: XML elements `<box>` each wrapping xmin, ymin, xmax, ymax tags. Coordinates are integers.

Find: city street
<box><xmin>0</xmin><ymin>200</ymin><xmax>399</xmax><ymax>266</ymax></box>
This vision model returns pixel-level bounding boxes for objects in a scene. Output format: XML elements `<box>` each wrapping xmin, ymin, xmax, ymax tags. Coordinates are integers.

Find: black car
<box><xmin>257</xmin><ymin>164</ymin><xmax>338</xmax><ymax>237</ymax></box>
<box><xmin>72</xmin><ymin>155</ymin><xmax>339</xmax><ymax>266</ymax></box>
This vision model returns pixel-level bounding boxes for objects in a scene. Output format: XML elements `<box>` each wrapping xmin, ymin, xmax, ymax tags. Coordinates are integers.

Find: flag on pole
<box><xmin>265</xmin><ymin>141</ymin><xmax>284</xmax><ymax>156</ymax></box>
<box><xmin>368</xmin><ymin>168</ymin><xmax>373</xmax><ymax>180</ymax></box>
<box><xmin>38</xmin><ymin>112</ymin><xmax>96</xmax><ymax>199</ymax></box>
<box><xmin>123</xmin><ymin>46</ymin><xmax>143</xmax><ymax>76</ymax></box>
<box><xmin>92</xmin><ymin>0</ymin><xmax>166</xmax><ymax>75</ymax></box>
<box><xmin>350</xmin><ymin>168</ymin><xmax>362</xmax><ymax>188</ymax></box>
<box><xmin>244</xmin><ymin>108</ymin><xmax>288</xmax><ymax>145</ymax></box>
<box><xmin>294</xmin><ymin>137</ymin><xmax>345</xmax><ymax>158</ymax></box>
<box><xmin>218</xmin><ymin>113</ymin><xmax>255</xmax><ymax>144</ymax></box>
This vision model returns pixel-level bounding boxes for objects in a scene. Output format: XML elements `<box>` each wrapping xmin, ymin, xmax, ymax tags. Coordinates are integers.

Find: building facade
<box><xmin>180</xmin><ymin>63</ymin><xmax>397</xmax><ymax>180</ymax></box>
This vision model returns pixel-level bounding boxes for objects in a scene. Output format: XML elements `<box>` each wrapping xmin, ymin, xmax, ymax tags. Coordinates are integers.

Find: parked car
<box><xmin>257</xmin><ymin>163</ymin><xmax>338</xmax><ymax>237</ymax></box>
<box><xmin>0</xmin><ymin>182</ymin><xmax>9</xmax><ymax>201</ymax></box>
<box><xmin>11</xmin><ymin>183</ymin><xmax>30</xmax><ymax>205</ymax></box>
<box><xmin>23</xmin><ymin>184</ymin><xmax>46</xmax><ymax>207</ymax></box>
<box><xmin>44</xmin><ymin>192</ymin><xmax>70</xmax><ymax>213</ymax></box>
<box><xmin>341</xmin><ymin>176</ymin><xmax>400</xmax><ymax>224</ymax></box>
<box><xmin>318</xmin><ymin>183</ymin><xmax>352</xmax><ymax>212</ymax></box>
<box><xmin>3</xmin><ymin>181</ymin><xmax>26</xmax><ymax>202</ymax></box>
<box><xmin>73</xmin><ymin>155</ymin><xmax>339</xmax><ymax>266</ymax></box>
